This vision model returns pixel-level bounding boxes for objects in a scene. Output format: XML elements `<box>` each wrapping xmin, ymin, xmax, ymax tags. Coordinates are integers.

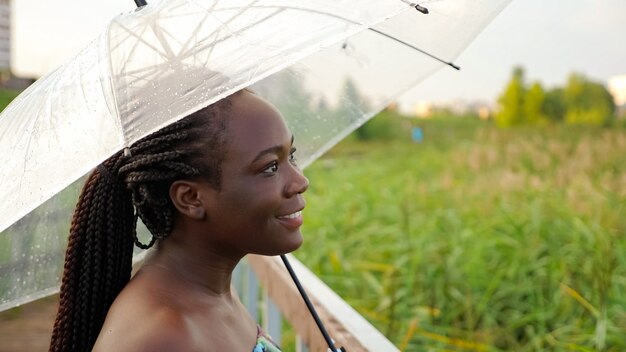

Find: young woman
<box><xmin>49</xmin><ymin>89</ymin><xmax>309</xmax><ymax>352</ymax></box>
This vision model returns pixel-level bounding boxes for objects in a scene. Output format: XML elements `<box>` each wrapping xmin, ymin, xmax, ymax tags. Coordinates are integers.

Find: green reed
<box><xmin>297</xmin><ymin>118</ymin><xmax>626</xmax><ymax>351</ymax></box>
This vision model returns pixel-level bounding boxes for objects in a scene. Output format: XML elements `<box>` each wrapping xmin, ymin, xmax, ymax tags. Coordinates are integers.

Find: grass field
<box><xmin>297</xmin><ymin>117</ymin><xmax>626</xmax><ymax>351</ymax></box>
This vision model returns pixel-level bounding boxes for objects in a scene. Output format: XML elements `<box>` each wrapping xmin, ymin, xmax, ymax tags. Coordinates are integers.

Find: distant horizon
<box><xmin>6</xmin><ymin>63</ymin><xmax>624</xmax><ymax>114</ymax></box>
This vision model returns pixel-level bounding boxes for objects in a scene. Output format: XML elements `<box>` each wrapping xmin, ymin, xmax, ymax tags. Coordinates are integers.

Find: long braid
<box><xmin>49</xmin><ymin>95</ymin><xmax>235</xmax><ymax>352</ymax></box>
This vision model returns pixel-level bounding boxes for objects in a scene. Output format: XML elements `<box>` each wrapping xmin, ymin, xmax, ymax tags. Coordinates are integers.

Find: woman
<box><xmin>49</xmin><ymin>89</ymin><xmax>309</xmax><ymax>352</ymax></box>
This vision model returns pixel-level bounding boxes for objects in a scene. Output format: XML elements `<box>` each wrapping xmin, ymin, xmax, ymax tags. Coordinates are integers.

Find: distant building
<box><xmin>0</xmin><ymin>0</ymin><xmax>8</xmax><ymax>73</ymax></box>
<box><xmin>412</xmin><ymin>100</ymin><xmax>493</xmax><ymax>119</ymax></box>
<box><xmin>385</xmin><ymin>101</ymin><xmax>398</xmax><ymax>112</ymax></box>
<box><xmin>608</xmin><ymin>75</ymin><xmax>626</xmax><ymax>117</ymax></box>
<box><xmin>0</xmin><ymin>1</ymin><xmax>32</xmax><ymax>89</ymax></box>
<box><xmin>413</xmin><ymin>101</ymin><xmax>434</xmax><ymax>118</ymax></box>
<box><xmin>608</xmin><ymin>75</ymin><xmax>626</xmax><ymax>106</ymax></box>
<box><xmin>477</xmin><ymin>106</ymin><xmax>491</xmax><ymax>120</ymax></box>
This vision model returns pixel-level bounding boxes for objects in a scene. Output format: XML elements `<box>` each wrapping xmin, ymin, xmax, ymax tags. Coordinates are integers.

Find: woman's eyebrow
<box><xmin>251</xmin><ymin>135</ymin><xmax>294</xmax><ymax>163</ymax></box>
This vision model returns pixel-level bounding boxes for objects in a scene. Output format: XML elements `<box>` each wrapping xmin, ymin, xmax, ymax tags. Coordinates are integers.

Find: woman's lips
<box><xmin>276</xmin><ymin>210</ymin><xmax>303</xmax><ymax>229</ymax></box>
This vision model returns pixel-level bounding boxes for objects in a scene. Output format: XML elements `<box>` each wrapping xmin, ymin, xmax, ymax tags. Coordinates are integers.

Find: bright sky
<box><xmin>10</xmin><ymin>0</ymin><xmax>626</xmax><ymax>109</ymax></box>
<box><xmin>400</xmin><ymin>0</ymin><xmax>626</xmax><ymax>108</ymax></box>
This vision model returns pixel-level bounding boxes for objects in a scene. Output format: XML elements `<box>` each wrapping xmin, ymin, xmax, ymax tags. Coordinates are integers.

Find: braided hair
<box><xmin>49</xmin><ymin>94</ymin><xmax>236</xmax><ymax>352</ymax></box>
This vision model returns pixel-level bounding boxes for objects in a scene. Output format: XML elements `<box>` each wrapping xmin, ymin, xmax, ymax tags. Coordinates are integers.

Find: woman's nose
<box><xmin>285</xmin><ymin>166</ymin><xmax>309</xmax><ymax>197</ymax></box>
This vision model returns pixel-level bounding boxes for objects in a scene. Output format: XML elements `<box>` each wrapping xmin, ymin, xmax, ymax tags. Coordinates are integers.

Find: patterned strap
<box><xmin>253</xmin><ymin>325</ymin><xmax>282</xmax><ymax>352</ymax></box>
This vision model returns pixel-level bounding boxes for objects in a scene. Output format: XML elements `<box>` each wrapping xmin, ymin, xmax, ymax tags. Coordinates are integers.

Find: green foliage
<box><xmin>524</xmin><ymin>82</ymin><xmax>549</xmax><ymax>125</ymax></box>
<box><xmin>353</xmin><ymin>108</ymin><xmax>409</xmax><ymax>141</ymax></box>
<box><xmin>335</xmin><ymin>77</ymin><xmax>372</xmax><ymax>137</ymax></box>
<box><xmin>299</xmin><ymin>118</ymin><xmax>626</xmax><ymax>351</ymax></box>
<box><xmin>495</xmin><ymin>67</ymin><xmax>526</xmax><ymax>127</ymax></box>
<box><xmin>564</xmin><ymin>73</ymin><xmax>616</xmax><ymax>126</ymax></box>
<box><xmin>0</xmin><ymin>88</ymin><xmax>20</xmax><ymax>111</ymax></box>
<box><xmin>496</xmin><ymin>68</ymin><xmax>616</xmax><ymax>127</ymax></box>
<box><xmin>339</xmin><ymin>78</ymin><xmax>369</xmax><ymax>112</ymax></box>
<box><xmin>252</xmin><ymin>68</ymin><xmax>313</xmax><ymax>120</ymax></box>
<box><xmin>542</xmin><ymin>87</ymin><xmax>566</xmax><ymax>122</ymax></box>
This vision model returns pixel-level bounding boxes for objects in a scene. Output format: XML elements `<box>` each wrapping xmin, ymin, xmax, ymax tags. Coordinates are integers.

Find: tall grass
<box><xmin>0</xmin><ymin>89</ymin><xmax>20</xmax><ymax>109</ymax></box>
<box><xmin>297</xmin><ymin>117</ymin><xmax>626</xmax><ymax>351</ymax></box>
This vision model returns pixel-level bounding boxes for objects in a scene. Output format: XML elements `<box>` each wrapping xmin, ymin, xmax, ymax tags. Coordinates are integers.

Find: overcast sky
<box><xmin>399</xmin><ymin>0</ymin><xmax>626</xmax><ymax>107</ymax></box>
<box><xmin>10</xmin><ymin>0</ymin><xmax>626</xmax><ymax>109</ymax></box>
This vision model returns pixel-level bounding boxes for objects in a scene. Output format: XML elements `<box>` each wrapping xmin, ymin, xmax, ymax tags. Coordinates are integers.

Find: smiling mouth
<box><xmin>276</xmin><ymin>210</ymin><xmax>304</xmax><ymax>230</ymax></box>
<box><xmin>277</xmin><ymin>210</ymin><xmax>302</xmax><ymax>220</ymax></box>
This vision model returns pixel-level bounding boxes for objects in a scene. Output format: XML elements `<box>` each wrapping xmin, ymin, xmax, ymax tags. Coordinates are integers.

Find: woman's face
<box><xmin>201</xmin><ymin>91</ymin><xmax>309</xmax><ymax>257</ymax></box>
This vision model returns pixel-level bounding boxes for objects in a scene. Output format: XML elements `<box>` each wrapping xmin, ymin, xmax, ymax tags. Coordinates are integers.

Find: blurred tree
<box><xmin>495</xmin><ymin>69</ymin><xmax>616</xmax><ymax>127</ymax></box>
<box><xmin>316</xmin><ymin>97</ymin><xmax>331</xmax><ymax>116</ymax></box>
<box><xmin>354</xmin><ymin>108</ymin><xmax>407</xmax><ymax>141</ymax></box>
<box><xmin>336</xmin><ymin>77</ymin><xmax>374</xmax><ymax>140</ymax></box>
<box><xmin>524</xmin><ymin>82</ymin><xmax>549</xmax><ymax>125</ymax></box>
<box><xmin>542</xmin><ymin>88</ymin><xmax>566</xmax><ymax>122</ymax></box>
<box><xmin>495</xmin><ymin>67</ymin><xmax>526</xmax><ymax>127</ymax></box>
<box><xmin>563</xmin><ymin>73</ymin><xmax>615</xmax><ymax>125</ymax></box>
<box><xmin>252</xmin><ymin>68</ymin><xmax>312</xmax><ymax>119</ymax></box>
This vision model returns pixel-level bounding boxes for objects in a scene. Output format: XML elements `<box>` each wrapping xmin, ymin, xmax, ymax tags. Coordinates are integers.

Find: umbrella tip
<box><xmin>134</xmin><ymin>0</ymin><xmax>147</xmax><ymax>7</ymax></box>
<box><xmin>400</xmin><ymin>1</ymin><xmax>429</xmax><ymax>14</ymax></box>
<box><xmin>414</xmin><ymin>4</ymin><xmax>429</xmax><ymax>14</ymax></box>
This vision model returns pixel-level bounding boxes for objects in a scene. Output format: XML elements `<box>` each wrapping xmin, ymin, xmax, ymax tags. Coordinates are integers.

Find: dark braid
<box><xmin>49</xmin><ymin>94</ymin><xmax>235</xmax><ymax>352</ymax></box>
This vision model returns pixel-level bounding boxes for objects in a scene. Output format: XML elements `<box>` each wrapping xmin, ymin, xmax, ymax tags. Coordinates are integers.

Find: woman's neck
<box><xmin>141</xmin><ymin>229</ymin><xmax>243</xmax><ymax>297</ymax></box>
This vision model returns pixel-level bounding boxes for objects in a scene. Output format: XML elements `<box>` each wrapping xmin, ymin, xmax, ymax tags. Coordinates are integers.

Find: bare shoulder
<box><xmin>92</xmin><ymin>271</ymin><xmax>255</xmax><ymax>351</ymax></box>
<box><xmin>92</xmin><ymin>272</ymin><xmax>205</xmax><ymax>352</ymax></box>
<box><xmin>93</xmin><ymin>304</ymin><xmax>198</xmax><ymax>352</ymax></box>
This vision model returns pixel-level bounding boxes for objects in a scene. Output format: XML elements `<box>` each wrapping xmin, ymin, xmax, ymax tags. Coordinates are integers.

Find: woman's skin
<box><xmin>93</xmin><ymin>90</ymin><xmax>309</xmax><ymax>352</ymax></box>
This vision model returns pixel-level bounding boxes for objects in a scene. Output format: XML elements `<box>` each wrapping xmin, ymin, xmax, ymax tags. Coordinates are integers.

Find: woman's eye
<box><xmin>289</xmin><ymin>148</ymin><xmax>297</xmax><ymax>164</ymax></box>
<box><xmin>262</xmin><ymin>161</ymin><xmax>278</xmax><ymax>174</ymax></box>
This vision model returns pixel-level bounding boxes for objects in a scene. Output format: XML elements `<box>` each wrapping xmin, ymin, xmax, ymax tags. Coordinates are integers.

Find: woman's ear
<box><xmin>169</xmin><ymin>180</ymin><xmax>206</xmax><ymax>220</ymax></box>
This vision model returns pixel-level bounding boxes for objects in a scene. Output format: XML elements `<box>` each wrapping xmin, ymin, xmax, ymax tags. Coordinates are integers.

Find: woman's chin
<box><xmin>258</xmin><ymin>232</ymin><xmax>303</xmax><ymax>256</ymax></box>
<box><xmin>283</xmin><ymin>232</ymin><xmax>304</xmax><ymax>254</ymax></box>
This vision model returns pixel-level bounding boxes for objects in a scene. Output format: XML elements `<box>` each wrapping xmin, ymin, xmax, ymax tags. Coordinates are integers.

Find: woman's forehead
<box><xmin>225</xmin><ymin>92</ymin><xmax>291</xmax><ymax>156</ymax></box>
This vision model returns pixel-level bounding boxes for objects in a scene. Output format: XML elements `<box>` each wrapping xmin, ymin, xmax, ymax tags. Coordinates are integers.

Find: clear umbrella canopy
<box><xmin>0</xmin><ymin>0</ymin><xmax>510</xmax><ymax>310</ymax></box>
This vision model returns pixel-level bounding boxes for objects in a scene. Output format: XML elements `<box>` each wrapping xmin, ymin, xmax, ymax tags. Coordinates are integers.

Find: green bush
<box><xmin>0</xmin><ymin>88</ymin><xmax>20</xmax><ymax>111</ymax></box>
<box><xmin>353</xmin><ymin>109</ymin><xmax>409</xmax><ymax>141</ymax></box>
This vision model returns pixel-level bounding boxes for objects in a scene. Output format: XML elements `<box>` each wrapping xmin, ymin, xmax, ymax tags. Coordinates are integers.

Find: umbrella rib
<box><xmin>112</xmin><ymin>3</ymin><xmax>457</xmax><ymax>109</ymax></box>
<box><xmin>244</xmin><ymin>5</ymin><xmax>460</xmax><ymax>70</ymax></box>
<box><xmin>121</xmin><ymin>3</ymin><xmax>268</xmax><ymax>76</ymax></box>
<box><xmin>217</xmin><ymin>5</ymin><xmax>459</xmax><ymax>69</ymax></box>
<box><xmin>163</xmin><ymin>11</ymin><xmax>212</xmax><ymax>60</ymax></box>
<box><xmin>112</xmin><ymin>22</ymin><xmax>170</xmax><ymax>60</ymax></box>
<box><xmin>153</xmin><ymin>5</ymin><xmax>203</xmax><ymax>62</ymax></box>
<box><xmin>178</xmin><ymin>8</ymin><xmax>285</xmax><ymax>64</ymax></box>
<box><xmin>152</xmin><ymin>25</ymin><xmax>177</xmax><ymax>61</ymax></box>
<box><xmin>178</xmin><ymin>0</ymin><xmax>246</xmax><ymax>59</ymax></box>
<box><xmin>178</xmin><ymin>0</ymin><xmax>264</xmax><ymax>59</ymax></box>
<box><xmin>368</xmin><ymin>28</ymin><xmax>460</xmax><ymax>70</ymax></box>
<box><xmin>120</xmin><ymin>10</ymin><xmax>282</xmax><ymax>81</ymax></box>
<box><xmin>154</xmin><ymin>0</ymin><xmax>260</xmax><ymax>61</ymax></box>
<box><xmin>109</xmin><ymin>25</ymin><xmax>152</xmax><ymax>74</ymax></box>
<box><xmin>200</xmin><ymin>28</ymin><xmax>222</xmax><ymax>68</ymax></box>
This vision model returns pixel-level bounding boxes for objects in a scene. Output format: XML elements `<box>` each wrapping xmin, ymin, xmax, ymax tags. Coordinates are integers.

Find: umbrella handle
<box><xmin>280</xmin><ymin>255</ymin><xmax>347</xmax><ymax>352</ymax></box>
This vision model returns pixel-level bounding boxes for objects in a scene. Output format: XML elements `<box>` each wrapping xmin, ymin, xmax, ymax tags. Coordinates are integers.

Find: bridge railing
<box><xmin>234</xmin><ymin>254</ymin><xmax>400</xmax><ymax>352</ymax></box>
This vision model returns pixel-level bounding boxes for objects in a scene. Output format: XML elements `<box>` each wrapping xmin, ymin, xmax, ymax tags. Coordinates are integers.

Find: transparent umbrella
<box><xmin>0</xmin><ymin>0</ymin><xmax>510</xmax><ymax>317</ymax></box>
